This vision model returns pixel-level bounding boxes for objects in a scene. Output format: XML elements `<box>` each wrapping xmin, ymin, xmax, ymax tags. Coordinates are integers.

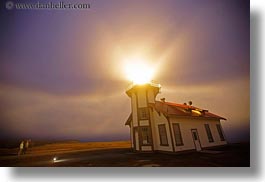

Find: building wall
<box><xmin>139</xmin><ymin>120</ymin><xmax>149</xmax><ymax>126</ymax></box>
<box><xmin>131</xmin><ymin>93</ymin><xmax>138</xmax><ymax>127</ymax></box>
<box><xmin>135</xmin><ymin>129</ymin><xmax>139</xmax><ymax>150</ymax></box>
<box><xmin>130</xmin><ymin>122</ymin><xmax>134</xmax><ymax>148</ymax></box>
<box><xmin>169</xmin><ymin>117</ymin><xmax>227</xmax><ymax>152</ymax></box>
<box><xmin>137</xmin><ymin>89</ymin><xmax>147</xmax><ymax>107</ymax></box>
<box><xmin>131</xmin><ymin>93</ymin><xmax>139</xmax><ymax>150</ymax></box>
<box><xmin>130</xmin><ymin>88</ymin><xmax>155</xmax><ymax>152</ymax></box>
<box><xmin>141</xmin><ymin>146</ymin><xmax>152</xmax><ymax>151</ymax></box>
<box><xmin>149</xmin><ymin>109</ymin><xmax>227</xmax><ymax>152</ymax></box>
<box><xmin>151</xmin><ymin>109</ymin><xmax>174</xmax><ymax>152</ymax></box>
<box><xmin>130</xmin><ymin>102</ymin><xmax>227</xmax><ymax>152</ymax></box>
<box><xmin>147</xmin><ymin>88</ymin><xmax>155</xmax><ymax>103</ymax></box>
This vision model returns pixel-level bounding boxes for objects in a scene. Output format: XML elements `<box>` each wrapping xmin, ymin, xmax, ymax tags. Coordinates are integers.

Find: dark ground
<box><xmin>0</xmin><ymin>143</ymin><xmax>249</xmax><ymax>167</ymax></box>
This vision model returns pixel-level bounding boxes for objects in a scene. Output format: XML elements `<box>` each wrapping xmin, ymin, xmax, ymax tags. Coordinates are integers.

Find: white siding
<box><xmin>147</xmin><ymin>88</ymin><xmax>155</xmax><ymax>103</ymax></box>
<box><xmin>139</xmin><ymin>120</ymin><xmax>149</xmax><ymax>126</ymax></box>
<box><xmin>130</xmin><ymin>123</ymin><xmax>134</xmax><ymax>148</ymax></box>
<box><xmin>135</xmin><ymin>130</ymin><xmax>139</xmax><ymax>150</ymax></box>
<box><xmin>170</xmin><ymin>118</ymin><xmax>227</xmax><ymax>152</ymax></box>
<box><xmin>151</xmin><ymin>109</ymin><xmax>174</xmax><ymax>152</ymax></box>
<box><xmin>131</xmin><ymin>93</ymin><xmax>138</xmax><ymax>127</ymax></box>
<box><xmin>137</xmin><ymin>89</ymin><xmax>147</xmax><ymax>107</ymax></box>
<box><xmin>141</xmin><ymin>146</ymin><xmax>152</xmax><ymax>151</ymax></box>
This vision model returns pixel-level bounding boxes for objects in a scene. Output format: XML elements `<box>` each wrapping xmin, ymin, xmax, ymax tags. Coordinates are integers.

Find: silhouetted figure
<box><xmin>23</xmin><ymin>140</ymin><xmax>30</xmax><ymax>154</ymax></box>
<box><xmin>18</xmin><ymin>141</ymin><xmax>24</xmax><ymax>156</ymax></box>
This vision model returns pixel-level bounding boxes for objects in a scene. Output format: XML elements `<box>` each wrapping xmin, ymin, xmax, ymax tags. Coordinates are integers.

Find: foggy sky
<box><xmin>0</xmin><ymin>0</ymin><xmax>249</xmax><ymax>142</ymax></box>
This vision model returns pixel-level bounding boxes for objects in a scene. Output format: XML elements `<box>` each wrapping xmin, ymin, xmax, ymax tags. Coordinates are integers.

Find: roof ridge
<box><xmin>154</xmin><ymin>100</ymin><xmax>226</xmax><ymax>120</ymax></box>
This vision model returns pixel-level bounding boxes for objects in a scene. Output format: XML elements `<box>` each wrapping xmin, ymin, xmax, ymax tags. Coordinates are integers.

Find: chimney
<box><xmin>160</xmin><ymin>98</ymin><xmax>166</xmax><ymax>102</ymax></box>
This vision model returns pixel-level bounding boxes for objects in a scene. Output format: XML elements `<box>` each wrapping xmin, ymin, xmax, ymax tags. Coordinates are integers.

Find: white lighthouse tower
<box><xmin>125</xmin><ymin>82</ymin><xmax>161</xmax><ymax>152</ymax></box>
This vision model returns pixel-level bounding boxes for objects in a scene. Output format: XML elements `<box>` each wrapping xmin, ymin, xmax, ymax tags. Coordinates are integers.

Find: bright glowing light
<box><xmin>53</xmin><ymin>157</ymin><xmax>57</xmax><ymax>162</ymax></box>
<box><xmin>124</xmin><ymin>58</ymin><xmax>155</xmax><ymax>84</ymax></box>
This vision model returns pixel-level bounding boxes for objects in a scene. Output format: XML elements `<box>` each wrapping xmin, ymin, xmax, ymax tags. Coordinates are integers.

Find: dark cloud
<box><xmin>0</xmin><ymin>85</ymin><xmax>130</xmax><ymax>141</ymax></box>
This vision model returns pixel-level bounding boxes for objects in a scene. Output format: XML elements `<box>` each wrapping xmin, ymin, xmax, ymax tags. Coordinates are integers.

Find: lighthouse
<box><xmin>123</xmin><ymin>57</ymin><xmax>226</xmax><ymax>153</ymax></box>
<box><xmin>125</xmin><ymin>81</ymin><xmax>161</xmax><ymax>152</ymax></box>
<box><xmin>125</xmin><ymin>81</ymin><xmax>227</xmax><ymax>153</ymax></box>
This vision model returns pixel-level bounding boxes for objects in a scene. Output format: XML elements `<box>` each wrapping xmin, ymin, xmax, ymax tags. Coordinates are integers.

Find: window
<box><xmin>138</xmin><ymin>107</ymin><xmax>149</xmax><ymax>120</ymax></box>
<box><xmin>204</xmin><ymin>124</ymin><xmax>214</xmax><ymax>142</ymax></box>
<box><xmin>140</xmin><ymin>126</ymin><xmax>151</xmax><ymax>145</ymax></box>
<box><xmin>192</xmin><ymin>132</ymin><xmax>198</xmax><ymax>140</ymax></box>
<box><xmin>172</xmin><ymin>123</ymin><xmax>183</xmax><ymax>146</ymax></box>
<box><xmin>158</xmin><ymin>124</ymin><xmax>168</xmax><ymax>146</ymax></box>
<box><xmin>216</xmin><ymin>124</ymin><xmax>225</xmax><ymax>141</ymax></box>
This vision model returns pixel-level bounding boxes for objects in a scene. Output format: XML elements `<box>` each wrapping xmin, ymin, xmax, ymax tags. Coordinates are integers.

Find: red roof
<box><xmin>149</xmin><ymin>101</ymin><xmax>226</xmax><ymax>120</ymax></box>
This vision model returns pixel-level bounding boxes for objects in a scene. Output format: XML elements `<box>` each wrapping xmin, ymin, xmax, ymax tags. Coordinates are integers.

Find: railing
<box><xmin>126</xmin><ymin>80</ymin><xmax>161</xmax><ymax>91</ymax></box>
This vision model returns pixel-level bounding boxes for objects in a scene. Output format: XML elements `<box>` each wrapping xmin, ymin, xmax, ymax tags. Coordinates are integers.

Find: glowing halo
<box><xmin>123</xmin><ymin>57</ymin><xmax>155</xmax><ymax>84</ymax></box>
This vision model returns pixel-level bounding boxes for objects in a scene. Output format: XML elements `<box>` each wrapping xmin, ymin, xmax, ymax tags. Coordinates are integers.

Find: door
<box><xmin>191</xmin><ymin>129</ymin><xmax>202</xmax><ymax>151</ymax></box>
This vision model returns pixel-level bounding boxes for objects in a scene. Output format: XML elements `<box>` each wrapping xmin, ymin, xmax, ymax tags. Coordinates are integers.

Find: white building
<box><xmin>125</xmin><ymin>82</ymin><xmax>227</xmax><ymax>153</ymax></box>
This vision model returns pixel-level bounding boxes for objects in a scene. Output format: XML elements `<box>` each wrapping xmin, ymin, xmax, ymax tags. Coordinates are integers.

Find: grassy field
<box><xmin>0</xmin><ymin>140</ymin><xmax>131</xmax><ymax>156</ymax></box>
<box><xmin>0</xmin><ymin>141</ymin><xmax>249</xmax><ymax>167</ymax></box>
